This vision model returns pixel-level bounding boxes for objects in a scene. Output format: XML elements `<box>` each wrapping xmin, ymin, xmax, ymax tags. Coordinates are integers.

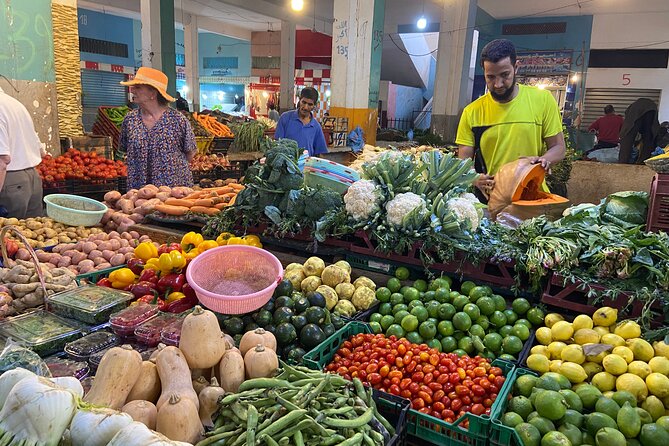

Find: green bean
<box><xmin>362</xmin><ymin>433</ymin><xmax>376</xmax><ymax>446</ymax></box>
<box><xmin>194</xmin><ymin>428</ymin><xmax>243</xmax><ymax>446</ymax></box>
<box><xmin>294</xmin><ymin>383</ymin><xmax>313</xmax><ymax>400</ymax></box>
<box><xmin>323</xmin><ymin>408</ymin><xmax>374</xmax><ymax>428</ymax></box>
<box><xmin>246</xmin><ymin>404</ymin><xmax>258</xmax><ymax>446</ymax></box>
<box><xmin>230</xmin><ymin>401</ymin><xmax>247</xmax><ymax>421</ymax></box>
<box><xmin>323</xmin><ymin>406</ymin><xmax>355</xmax><ymax>416</ymax></box>
<box><xmin>208</xmin><ymin>422</ymin><xmax>237</xmax><ymax>436</ymax></box>
<box><xmin>249</xmin><ymin>397</ymin><xmax>277</xmax><ymax>408</ymax></box>
<box><xmin>300</xmin><ymin>375</ymin><xmax>330</xmax><ymax>407</ymax></box>
<box><xmin>336</xmin><ymin>432</ymin><xmax>364</xmax><ymax>446</ymax></box>
<box><xmin>238</xmin><ymin>378</ymin><xmax>293</xmax><ymax>392</ymax></box>
<box><xmin>276</xmin><ymin>395</ymin><xmax>301</xmax><ymax>411</ymax></box>
<box><xmin>319</xmin><ymin>435</ymin><xmax>346</xmax><ymax>446</ymax></box>
<box><xmin>220</xmin><ymin>388</ymin><xmax>266</xmax><ymax>404</ymax></box>
<box><xmin>353</xmin><ymin>378</ymin><xmax>367</xmax><ymax>400</ymax></box>
<box><xmin>278</xmin><ymin>437</ymin><xmax>290</xmax><ymax>446</ymax></box>
<box><xmin>368</xmin><ymin>429</ymin><xmax>385</xmax><ymax>444</ymax></box>
<box><xmin>293</xmin><ymin>430</ymin><xmax>305</xmax><ymax>446</ymax></box>
<box><xmin>255</xmin><ymin>409</ymin><xmax>308</xmax><ymax>439</ymax></box>
<box><xmin>273</xmin><ymin>419</ymin><xmax>314</xmax><ymax>440</ymax></box>
<box><xmin>258</xmin><ymin>433</ymin><xmax>279</xmax><ymax>446</ymax></box>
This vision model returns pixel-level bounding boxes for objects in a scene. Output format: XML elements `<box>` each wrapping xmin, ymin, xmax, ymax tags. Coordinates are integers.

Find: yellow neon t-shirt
<box><xmin>456</xmin><ymin>84</ymin><xmax>563</xmax><ymax>179</ymax></box>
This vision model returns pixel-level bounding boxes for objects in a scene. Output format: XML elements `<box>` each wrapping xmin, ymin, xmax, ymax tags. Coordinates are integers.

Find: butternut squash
<box><xmin>244</xmin><ymin>344</ymin><xmax>278</xmax><ymax>379</ymax></box>
<box><xmin>121</xmin><ymin>400</ymin><xmax>158</xmax><ymax>430</ymax></box>
<box><xmin>126</xmin><ymin>361</ymin><xmax>161</xmax><ymax>404</ymax></box>
<box><xmin>239</xmin><ymin>328</ymin><xmax>277</xmax><ymax>356</ymax></box>
<box><xmin>198</xmin><ymin>378</ymin><xmax>225</xmax><ymax>428</ymax></box>
<box><xmin>155</xmin><ymin>346</ymin><xmax>199</xmax><ymax>411</ymax></box>
<box><xmin>192</xmin><ymin>376</ymin><xmax>209</xmax><ymax>396</ymax></box>
<box><xmin>156</xmin><ymin>393</ymin><xmax>203</xmax><ymax>444</ymax></box>
<box><xmin>218</xmin><ymin>347</ymin><xmax>245</xmax><ymax>393</ymax></box>
<box><xmin>179</xmin><ymin>306</ymin><xmax>227</xmax><ymax>369</ymax></box>
<box><xmin>84</xmin><ymin>345</ymin><xmax>143</xmax><ymax>410</ymax></box>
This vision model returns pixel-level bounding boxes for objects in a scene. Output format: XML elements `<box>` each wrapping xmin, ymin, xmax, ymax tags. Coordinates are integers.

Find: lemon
<box><xmin>603</xmin><ymin>354</ymin><xmax>628</xmax><ymax>375</ymax></box>
<box><xmin>573</xmin><ymin>314</ymin><xmax>594</xmax><ymax>331</ymax></box>
<box><xmin>583</xmin><ymin>361</ymin><xmax>603</xmax><ymax>378</ymax></box>
<box><xmin>574</xmin><ymin>328</ymin><xmax>601</xmax><ymax>345</ymax></box>
<box><xmin>536</xmin><ymin>327</ymin><xmax>553</xmax><ymax>346</ymax></box>
<box><xmin>628</xmin><ymin>360</ymin><xmax>652</xmax><ymax>379</ymax></box>
<box><xmin>627</xmin><ymin>338</ymin><xmax>655</xmax><ymax>362</ymax></box>
<box><xmin>562</xmin><ymin>344</ymin><xmax>586</xmax><ymax>364</ymax></box>
<box><xmin>594</xmin><ymin>325</ymin><xmax>611</xmax><ymax>336</ymax></box>
<box><xmin>593</xmin><ymin>307</ymin><xmax>618</xmax><ymax>326</ymax></box>
<box><xmin>614</xmin><ymin>320</ymin><xmax>641</xmax><ymax>339</ymax></box>
<box><xmin>603</xmin><ymin>390</ymin><xmax>615</xmax><ymax>399</ymax></box>
<box><xmin>560</xmin><ymin>362</ymin><xmax>588</xmax><ymax>384</ymax></box>
<box><xmin>584</xmin><ymin>343</ymin><xmax>609</xmax><ymax>364</ymax></box>
<box><xmin>648</xmin><ymin>356</ymin><xmax>669</xmax><ymax>375</ymax></box>
<box><xmin>616</xmin><ymin>373</ymin><xmax>648</xmax><ymax>402</ymax></box>
<box><xmin>531</xmin><ymin>345</ymin><xmax>550</xmax><ymax>357</ymax></box>
<box><xmin>612</xmin><ymin>346</ymin><xmax>635</xmax><ymax>364</ymax></box>
<box><xmin>601</xmin><ymin>333</ymin><xmax>626</xmax><ymax>347</ymax></box>
<box><xmin>527</xmin><ymin>354</ymin><xmax>550</xmax><ymax>373</ymax></box>
<box><xmin>592</xmin><ymin>371</ymin><xmax>617</xmax><ymax>392</ymax></box>
<box><xmin>548</xmin><ymin>342</ymin><xmax>568</xmax><ymax>360</ymax></box>
<box><xmin>646</xmin><ymin>373</ymin><xmax>669</xmax><ymax>398</ymax></box>
<box><xmin>652</xmin><ymin>340</ymin><xmax>669</xmax><ymax>359</ymax></box>
<box><xmin>550</xmin><ymin>360</ymin><xmax>563</xmax><ymax>373</ymax></box>
<box><xmin>552</xmin><ymin>321</ymin><xmax>574</xmax><ymax>342</ymax></box>
<box><xmin>545</xmin><ymin>313</ymin><xmax>565</xmax><ymax>328</ymax></box>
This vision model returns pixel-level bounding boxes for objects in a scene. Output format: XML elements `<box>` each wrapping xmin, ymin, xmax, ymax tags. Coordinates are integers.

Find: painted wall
<box><xmin>390</xmin><ymin>83</ymin><xmax>424</xmax><ymax>121</ymax></box>
<box><xmin>586</xmin><ymin>12</ymin><xmax>669</xmax><ymax>121</ymax></box>
<box><xmin>77</xmin><ymin>8</ymin><xmax>136</xmax><ymax>67</ymax></box>
<box><xmin>296</xmin><ymin>30</ymin><xmax>332</xmax><ymax>68</ymax></box>
<box><xmin>197</xmin><ymin>32</ymin><xmax>251</xmax><ymax>77</ymax></box>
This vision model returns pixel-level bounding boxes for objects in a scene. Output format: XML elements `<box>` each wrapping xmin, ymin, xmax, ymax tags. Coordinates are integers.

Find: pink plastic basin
<box><xmin>186</xmin><ymin>245</ymin><xmax>283</xmax><ymax>314</ymax></box>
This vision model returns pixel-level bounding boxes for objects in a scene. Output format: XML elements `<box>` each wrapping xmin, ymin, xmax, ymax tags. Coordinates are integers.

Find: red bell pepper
<box><xmin>138</xmin><ymin>268</ymin><xmax>159</xmax><ymax>285</ymax></box>
<box><xmin>158</xmin><ymin>243</ymin><xmax>182</xmax><ymax>255</ymax></box>
<box><xmin>129</xmin><ymin>281</ymin><xmax>159</xmax><ymax>299</ymax></box>
<box><xmin>127</xmin><ymin>258</ymin><xmax>146</xmax><ymax>275</ymax></box>
<box><xmin>156</xmin><ymin>273</ymin><xmax>185</xmax><ymax>294</ymax></box>
<box><xmin>96</xmin><ymin>277</ymin><xmax>113</xmax><ymax>288</ymax></box>
<box><xmin>165</xmin><ymin>283</ymin><xmax>198</xmax><ymax>313</ymax></box>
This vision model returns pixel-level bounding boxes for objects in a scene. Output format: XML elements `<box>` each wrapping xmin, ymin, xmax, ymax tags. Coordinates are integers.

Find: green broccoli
<box><xmin>297</xmin><ymin>186</ymin><xmax>343</xmax><ymax>220</ymax></box>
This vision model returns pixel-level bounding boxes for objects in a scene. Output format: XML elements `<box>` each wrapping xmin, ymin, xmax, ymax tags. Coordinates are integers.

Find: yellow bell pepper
<box><xmin>134</xmin><ymin>242</ymin><xmax>158</xmax><ymax>262</ymax></box>
<box><xmin>158</xmin><ymin>250</ymin><xmax>186</xmax><ymax>273</ymax></box>
<box><xmin>182</xmin><ymin>249</ymin><xmax>199</xmax><ymax>260</ymax></box>
<box><xmin>108</xmin><ymin>268</ymin><xmax>136</xmax><ymax>289</ymax></box>
<box><xmin>198</xmin><ymin>240</ymin><xmax>219</xmax><ymax>253</ymax></box>
<box><xmin>242</xmin><ymin>235</ymin><xmax>263</xmax><ymax>248</ymax></box>
<box><xmin>166</xmin><ymin>291</ymin><xmax>186</xmax><ymax>303</ymax></box>
<box><xmin>216</xmin><ymin>232</ymin><xmax>234</xmax><ymax>246</ymax></box>
<box><xmin>226</xmin><ymin>236</ymin><xmax>248</xmax><ymax>245</ymax></box>
<box><xmin>181</xmin><ymin>232</ymin><xmax>204</xmax><ymax>253</ymax></box>
<box><xmin>144</xmin><ymin>258</ymin><xmax>161</xmax><ymax>272</ymax></box>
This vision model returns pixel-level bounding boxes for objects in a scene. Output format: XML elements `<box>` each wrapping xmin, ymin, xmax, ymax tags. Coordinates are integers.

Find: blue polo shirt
<box><xmin>274</xmin><ymin>110</ymin><xmax>328</xmax><ymax>156</ymax></box>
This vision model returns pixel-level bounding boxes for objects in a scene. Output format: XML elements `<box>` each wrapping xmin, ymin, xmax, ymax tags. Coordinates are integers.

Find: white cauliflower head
<box><xmin>386</xmin><ymin>192</ymin><xmax>427</xmax><ymax>228</ymax></box>
<box><xmin>446</xmin><ymin>197</ymin><xmax>480</xmax><ymax>232</ymax></box>
<box><xmin>344</xmin><ymin>180</ymin><xmax>383</xmax><ymax>221</ymax></box>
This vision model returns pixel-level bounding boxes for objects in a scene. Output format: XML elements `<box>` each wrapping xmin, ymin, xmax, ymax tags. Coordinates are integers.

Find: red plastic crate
<box><xmin>647</xmin><ymin>173</ymin><xmax>669</xmax><ymax>232</ymax></box>
<box><xmin>463</xmin><ymin>259</ymin><xmax>517</xmax><ymax>289</ymax></box>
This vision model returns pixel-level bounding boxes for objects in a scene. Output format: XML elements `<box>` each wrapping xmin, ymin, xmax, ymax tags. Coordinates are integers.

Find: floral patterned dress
<box><xmin>120</xmin><ymin>108</ymin><xmax>196</xmax><ymax>189</ymax></box>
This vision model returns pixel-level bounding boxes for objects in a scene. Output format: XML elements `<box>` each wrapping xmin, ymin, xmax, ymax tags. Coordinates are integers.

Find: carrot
<box><xmin>221</xmin><ymin>193</ymin><xmax>236</xmax><ymax>200</ymax></box>
<box><xmin>184</xmin><ymin>191</ymin><xmax>205</xmax><ymax>200</ymax></box>
<box><xmin>193</xmin><ymin>198</ymin><xmax>216</xmax><ymax>207</ymax></box>
<box><xmin>190</xmin><ymin>206</ymin><xmax>221</xmax><ymax>215</ymax></box>
<box><xmin>154</xmin><ymin>204</ymin><xmax>190</xmax><ymax>216</ymax></box>
<box><xmin>228</xmin><ymin>195</ymin><xmax>237</xmax><ymax>206</ymax></box>
<box><xmin>214</xmin><ymin>202</ymin><xmax>228</xmax><ymax>210</ymax></box>
<box><xmin>164</xmin><ymin>198</ymin><xmax>195</xmax><ymax>207</ymax></box>
<box><xmin>229</xmin><ymin>183</ymin><xmax>244</xmax><ymax>191</ymax></box>
<box><xmin>202</xmin><ymin>186</ymin><xmax>234</xmax><ymax>194</ymax></box>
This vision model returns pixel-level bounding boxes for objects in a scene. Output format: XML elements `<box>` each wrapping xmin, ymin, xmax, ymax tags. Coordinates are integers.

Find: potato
<box><xmin>96</xmin><ymin>262</ymin><xmax>112</xmax><ymax>270</ymax></box>
<box><xmin>93</xmin><ymin>257</ymin><xmax>108</xmax><ymax>266</ymax></box>
<box><xmin>110</xmin><ymin>254</ymin><xmax>125</xmax><ymax>266</ymax></box>
<box><xmin>97</xmin><ymin>242</ymin><xmax>112</xmax><ymax>251</ymax></box>
<box><xmin>108</xmin><ymin>239</ymin><xmax>121</xmax><ymax>251</ymax></box>
<box><xmin>101</xmin><ymin>250</ymin><xmax>115</xmax><ymax>261</ymax></box>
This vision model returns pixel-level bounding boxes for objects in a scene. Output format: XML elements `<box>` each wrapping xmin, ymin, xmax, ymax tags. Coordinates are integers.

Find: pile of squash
<box><xmin>83</xmin><ymin>306</ymin><xmax>278</xmax><ymax>444</ymax></box>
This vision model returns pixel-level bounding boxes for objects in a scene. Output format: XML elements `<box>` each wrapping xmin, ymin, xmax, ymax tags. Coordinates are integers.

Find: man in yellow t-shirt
<box><xmin>456</xmin><ymin>39</ymin><xmax>566</xmax><ymax>196</ymax></box>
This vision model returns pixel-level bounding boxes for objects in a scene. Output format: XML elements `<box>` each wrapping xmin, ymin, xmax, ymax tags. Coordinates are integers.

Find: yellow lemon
<box><xmin>552</xmin><ymin>321</ymin><xmax>574</xmax><ymax>342</ymax></box>
<box><xmin>527</xmin><ymin>354</ymin><xmax>550</xmax><ymax>373</ymax></box>
<box><xmin>574</xmin><ymin>328</ymin><xmax>601</xmax><ymax>345</ymax></box>
<box><xmin>547</xmin><ymin>341</ymin><xmax>568</xmax><ymax>360</ymax></box>
<box><xmin>545</xmin><ymin>313</ymin><xmax>565</xmax><ymax>328</ymax></box>
<box><xmin>531</xmin><ymin>345</ymin><xmax>550</xmax><ymax>357</ymax></box>
<box><xmin>646</xmin><ymin>373</ymin><xmax>669</xmax><ymax>398</ymax></box>
<box><xmin>601</xmin><ymin>333</ymin><xmax>626</xmax><ymax>347</ymax></box>
<box><xmin>627</xmin><ymin>338</ymin><xmax>655</xmax><ymax>362</ymax></box>
<box><xmin>560</xmin><ymin>362</ymin><xmax>588</xmax><ymax>384</ymax></box>
<box><xmin>614</xmin><ymin>320</ymin><xmax>641</xmax><ymax>339</ymax></box>
<box><xmin>652</xmin><ymin>340</ymin><xmax>669</xmax><ymax>359</ymax></box>
<box><xmin>584</xmin><ymin>343</ymin><xmax>609</xmax><ymax>364</ymax></box>
<box><xmin>649</xmin><ymin>356</ymin><xmax>669</xmax><ymax>375</ymax></box>
<box><xmin>602</xmin><ymin>390</ymin><xmax>615</xmax><ymax>399</ymax></box>
<box><xmin>603</xmin><ymin>354</ymin><xmax>628</xmax><ymax>375</ymax></box>
<box><xmin>562</xmin><ymin>344</ymin><xmax>586</xmax><ymax>364</ymax></box>
<box><xmin>593</xmin><ymin>326</ymin><xmax>610</xmax><ymax>336</ymax></box>
<box><xmin>583</xmin><ymin>361</ymin><xmax>603</xmax><ymax>378</ymax></box>
<box><xmin>592</xmin><ymin>371</ymin><xmax>617</xmax><ymax>392</ymax></box>
<box><xmin>616</xmin><ymin>373</ymin><xmax>648</xmax><ymax>402</ymax></box>
<box><xmin>612</xmin><ymin>346</ymin><xmax>635</xmax><ymax>364</ymax></box>
<box><xmin>536</xmin><ymin>327</ymin><xmax>553</xmax><ymax>346</ymax></box>
<box><xmin>573</xmin><ymin>314</ymin><xmax>594</xmax><ymax>331</ymax></box>
<box><xmin>550</xmin><ymin>360</ymin><xmax>563</xmax><ymax>373</ymax></box>
<box><xmin>593</xmin><ymin>307</ymin><xmax>618</xmax><ymax>326</ymax></box>
<box><xmin>628</xmin><ymin>360</ymin><xmax>652</xmax><ymax>379</ymax></box>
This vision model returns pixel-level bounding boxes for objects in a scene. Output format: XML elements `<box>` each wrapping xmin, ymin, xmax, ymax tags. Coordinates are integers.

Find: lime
<box><xmin>390</xmin><ymin>293</ymin><xmax>404</xmax><ymax>306</ymax></box>
<box><xmin>427</xmin><ymin>317</ymin><xmax>439</xmax><ymax>327</ymax></box>
<box><xmin>435</xmin><ymin>287</ymin><xmax>451</xmax><ymax>303</ymax></box>
<box><xmin>527</xmin><ymin>308</ymin><xmax>545</xmax><ymax>326</ymax></box>
<box><xmin>513</xmin><ymin>324</ymin><xmax>531</xmax><ymax>341</ymax></box>
<box><xmin>441</xmin><ymin>336</ymin><xmax>458</xmax><ymax>352</ymax></box>
<box><xmin>402</xmin><ymin>287</ymin><xmax>420</xmax><ymax>302</ymax></box>
<box><xmin>477</xmin><ymin>296</ymin><xmax>496</xmax><ymax>316</ymax></box>
<box><xmin>395</xmin><ymin>266</ymin><xmax>410</xmax><ymax>280</ymax></box>
<box><xmin>453</xmin><ymin>295</ymin><xmax>470</xmax><ymax>310</ymax></box>
<box><xmin>504</xmin><ymin>309</ymin><xmax>519</xmax><ymax>325</ymax></box>
<box><xmin>386</xmin><ymin>277</ymin><xmax>402</xmax><ymax>293</ymax></box>
<box><xmin>413</xmin><ymin>279</ymin><xmax>428</xmax><ymax>292</ymax></box>
<box><xmin>516</xmin><ymin>318</ymin><xmax>533</xmax><ymax>329</ymax></box>
<box><xmin>499</xmin><ymin>353</ymin><xmax>516</xmax><ymax>361</ymax></box>
<box><xmin>411</xmin><ymin>306</ymin><xmax>429</xmax><ymax>323</ymax></box>
<box><xmin>406</xmin><ymin>331</ymin><xmax>423</xmax><ymax>345</ymax></box>
<box><xmin>376</xmin><ymin>287</ymin><xmax>392</xmax><ymax>303</ymax></box>
<box><xmin>419</xmin><ymin>321</ymin><xmax>437</xmax><ymax>340</ymax></box>
<box><xmin>458</xmin><ymin>336</ymin><xmax>475</xmax><ymax>354</ymax></box>
<box><xmin>464</xmin><ymin>303</ymin><xmax>481</xmax><ymax>320</ymax></box>
<box><xmin>426</xmin><ymin>301</ymin><xmax>441</xmax><ymax>318</ymax></box>
<box><xmin>423</xmin><ymin>290</ymin><xmax>436</xmax><ymax>301</ymax></box>
<box><xmin>386</xmin><ymin>324</ymin><xmax>406</xmax><ymax>338</ymax></box>
<box><xmin>509</xmin><ymin>396</ymin><xmax>535</xmax><ymax>420</ymax></box>
<box><xmin>449</xmin><ymin>291</ymin><xmax>461</xmax><ymax>301</ymax></box>
<box><xmin>408</xmin><ymin>300</ymin><xmax>425</xmax><ymax>311</ymax></box>
<box><xmin>427</xmin><ymin>338</ymin><xmax>442</xmax><ymax>351</ymax></box>
<box><xmin>502</xmin><ymin>412</ymin><xmax>525</xmax><ymax>428</ymax></box>
<box><xmin>476</xmin><ymin>315</ymin><xmax>490</xmax><ymax>331</ymax></box>
<box><xmin>394</xmin><ymin>310</ymin><xmax>410</xmax><ymax>325</ymax></box>
<box><xmin>401</xmin><ymin>314</ymin><xmax>419</xmax><ymax>332</ymax></box>
<box><xmin>493</xmin><ymin>295</ymin><xmax>507</xmax><ymax>312</ymax></box>
<box><xmin>392</xmin><ymin>303</ymin><xmax>408</xmax><ymax>314</ymax></box>
<box><xmin>453</xmin><ymin>312</ymin><xmax>472</xmax><ymax>331</ymax></box>
<box><xmin>369</xmin><ymin>313</ymin><xmax>383</xmax><ymax>323</ymax></box>
<box><xmin>460</xmin><ymin>281</ymin><xmax>476</xmax><ymax>296</ymax></box>
<box><xmin>453</xmin><ymin>349</ymin><xmax>468</xmax><ymax>357</ymax></box>
<box><xmin>438</xmin><ymin>303</ymin><xmax>456</xmax><ymax>320</ymax></box>
<box><xmin>503</xmin><ymin>335</ymin><xmax>524</xmax><ymax>355</ymax></box>
<box><xmin>380</xmin><ymin>315</ymin><xmax>395</xmax><ymax>331</ymax></box>
<box><xmin>438</xmin><ymin>320</ymin><xmax>455</xmax><ymax>337</ymax></box>
<box><xmin>453</xmin><ymin>331</ymin><xmax>466</xmax><ymax>341</ymax></box>
<box><xmin>469</xmin><ymin>286</ymin><xmax>490</xmax><ymax>302</ymax></box>
<box><xmin>499</xmin><ymin>325</ymin><xmax>514</xmax><ymax>337</ymax></box>
<box><xmin>490</xmin><ymin>311</ymin><xmax>508</xmax><ymax>327</ymax></box>
<box><xmin>432</xmin><ymin>276</ymin><xmax>452</xmax><ymax>289</ymax></box>
<box><xmin>512</xmin><ymin>298</ymin><xmax>531</xmax><ymax>315</ymax></box>
<box><xmin>400</xmin><ymin>286</ymin><xmax>410</xmax><ymax>295</ymax></box>
<box><xmin>469</xmin><ymin>324</ymin><xmax>486</xmax><ymax>338</ymax></box>
<box><xmin>484</xmin><ymin>332</ymin><xmax>503</xmax><ymax>352</ymax></box>
<box><xmin>379</xmin><ymin>303</ymin><xmax>393</xmax><ymax>315</ymax></box>
<box><xmin>369</xmin><ymin>321</ymin><xmax>383</xmax><ymax>334</ymax></box>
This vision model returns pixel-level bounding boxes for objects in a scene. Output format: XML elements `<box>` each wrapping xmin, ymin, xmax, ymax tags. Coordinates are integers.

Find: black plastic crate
<box><xmin>374</xmin><ymin>387</ymin><xmax>411</xmax><ymax>446</ymax></box>
<box><xmin>211</xmin><ymin>137</ymin><xmax>234</xmax><ymax>153</ymax></box>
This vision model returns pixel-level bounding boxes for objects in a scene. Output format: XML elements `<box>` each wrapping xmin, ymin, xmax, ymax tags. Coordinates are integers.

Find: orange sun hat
<box><xmin>120</xmin><ymin>67</ymin><xmax>175</xmax><ymax>102</ymax></box>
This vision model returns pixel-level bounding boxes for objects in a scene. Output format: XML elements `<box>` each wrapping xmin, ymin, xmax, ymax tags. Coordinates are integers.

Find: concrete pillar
<box><xmin>430</xmin><ymin>0</ymin><xmax>477</xmax><ymax>142</ymax></box>
<box><xmin>140</xmin><ymin>0</ymin><xmax>177</xmax><ymax>96</ymax></box>
<box><xmin>183</xmin><ymin>13</ymin><xmax>200</xmax><ymax>112</ymax></box>
<box><xmin>280</xmin><ymin>21</ymin><xmax>296</xmax><ymax>111</ymax></box>
<box><xmin>330</xmin><ymin>0</ymin><xmax>385</xmax><ymax>145</ymax></box>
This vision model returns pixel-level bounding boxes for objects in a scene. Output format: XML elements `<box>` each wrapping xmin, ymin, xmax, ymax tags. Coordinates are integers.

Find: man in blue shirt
<box><xmin>275</xmin><ymin>87</ymin><xmax>328</xmax><ymax>156</ymax></box>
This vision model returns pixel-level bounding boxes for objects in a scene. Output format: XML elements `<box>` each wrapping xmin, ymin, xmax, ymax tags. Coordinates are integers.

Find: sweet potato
<box><xmin>129</xmin><ymin>213</ymin><xmax>145</xmax><ymax>223</ymax></box>
<box><xmin>117</xmin><ymin>199</ymin><xmax>134</xmax><ymax>214</ymax></box>
<box><xmin>104</xmin><ymin>190</ymin><xmax>122</xmax><ymax>203</ymax></box>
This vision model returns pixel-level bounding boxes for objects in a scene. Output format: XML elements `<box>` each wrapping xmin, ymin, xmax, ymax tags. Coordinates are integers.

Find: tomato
<box><xmin>423</xmin><ymin>373</ymin><xmax>434</xmax><ymax>384</ymax></box>
<box><xmin>408</xmin><ymin>382</ymin><xmax>421</xmax><ymax>394</ymax></box>
<box><xmin>433</xmin><ymin>390</ymin><xmax>445</xmax><ymax>402</ymax></box>
<box><xmin>400</xmin><ymin>390</ymin><xmax>412</xmax><ymax>399</ymax></box>
<box><xmin>388</xmin><ymin>384</ymin><xmax>400</xmax><ymax>395</ymax></box>
<box><xmin>366</xmin><ymin>363</ymin><xmax>378</xmax><ymax>374</ymax></box>
<box><xmin>368</xmin><ymin>373</ymin><xmax>382</xmax><ymax>385</ymax></box>
<box><xmin>379</xmin><ymin>365</ymin><xmax>390</xmax><ymax>377</ymax></box>
<box><xmin>451</xmin><ymin>399</ymin><xmax>462</xmax><ymax>411</ymax></box>
<box><xmin>418</xmin><ymin>391</ymin><xmax>432</xmax><ymax>405</ymax></box>
<box><xmin>442</xmin><ymin>409</ymin><xmax>455</xmax><ymax>420</ymax></box>
<box><xmin>489</xmin><ymin>367</ymin><xmax>503</xmax><ymax>376</ymax></box>
<box><xmin>399</xmin><ymin>378</ymin><xmax>412</xmax><ymax>390</ymax></box>
<box><xmin>471</xmin><ymin>385</ymin><xmax>486</xmax><ymax>396</ymax></box>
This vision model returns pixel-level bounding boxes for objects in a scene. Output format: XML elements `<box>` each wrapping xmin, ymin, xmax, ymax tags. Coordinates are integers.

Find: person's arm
<box><xmin>274</xmin><ymin>113</ymin><xmax>286</xmax><ymax>139</ymax></box>
<box><xmin>313</xmin><ymin>126</ymin><xmax>328</xmax><ymax>155</ymax></box>
<box><xmin>0</xmin><ymin>155</ymin><xmax>10</xmax><ymax>193</ymax></box>
<box><xmin>181</xmin><ymin>115</ymin><xmax>197</xmax><ymax>161</ymax></box>
<box><xmin>456</xmin><ymin>109</ymin><xmax>493</xmax><ymax>193</ymax></box>
<box><xmin>527</xmin><ymin>91</ymin><xmax>566</xmax><ymax>170</ymax></box>
<box><xmin>588</xmin><ymin>118</ymin><xmax>599</xmax><ymax>133</ymax></box>
<box><xmin>0</xmin><ymin>116</ymin><xmax>11</xmax><ymax>192</ymax></box>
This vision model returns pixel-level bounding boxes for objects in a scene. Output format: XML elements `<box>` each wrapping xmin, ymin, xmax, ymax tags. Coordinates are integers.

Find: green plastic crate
<box><xmin>490</xmin><ymin>367</ymin><xmax>539</xmax><ymax>446</ymax></box>
<box><xmin>303</xmin><ymin>321</ymin><xmax>517</xmax><ymax>446</ymax></box>
<box><xmin>75</xmin><ymin>265</ymin><xmax>124</xmax><ymax>286</ymax></box>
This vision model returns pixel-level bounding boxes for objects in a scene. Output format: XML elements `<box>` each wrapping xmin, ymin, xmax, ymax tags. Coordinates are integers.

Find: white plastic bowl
<box><xmin>43</xmin><ymin>194</ymin><xmax>107</xmax><ymax>227</ymax></box>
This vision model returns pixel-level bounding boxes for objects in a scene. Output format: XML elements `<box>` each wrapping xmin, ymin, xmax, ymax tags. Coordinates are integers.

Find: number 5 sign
<box><xmin>622</xmin><ymin>74</ymin><xmax>631</xmax><ymax>86</ymax></box>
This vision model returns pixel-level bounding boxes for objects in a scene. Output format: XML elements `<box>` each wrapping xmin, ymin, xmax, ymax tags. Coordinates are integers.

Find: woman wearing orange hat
<box><xmin>119</xmin><ymin>67</ymin><xmax>196</xmax><ymax>189</ymax></box>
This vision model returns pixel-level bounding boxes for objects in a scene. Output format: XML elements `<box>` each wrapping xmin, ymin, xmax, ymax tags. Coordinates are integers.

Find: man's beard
<box><xmin>490</xmin><ymin>76</ymin><xmax>516</xmax><ymax>102</ymax></box>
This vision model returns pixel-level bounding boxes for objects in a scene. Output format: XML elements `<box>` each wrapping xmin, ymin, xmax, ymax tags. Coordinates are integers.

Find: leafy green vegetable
<box><xmin>600</xmin><ymin>191</ymin><xmax>648</xmax><ymax>228</ymax></box>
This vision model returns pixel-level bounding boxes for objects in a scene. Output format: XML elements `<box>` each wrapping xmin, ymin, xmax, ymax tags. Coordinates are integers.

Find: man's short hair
<box><xmin>480</xmin><ymin>39</ymin><xmax>517</xmax><ymax>67</ymax></box>
<box><xmin>300</xmin><ymin>87</ymin><xmax>319</xmax><ymax>103</ymax></box>
<box><xmin>604</xmin><ymin>105</ymin><xmax>614</xmax><ymax>114</ymax></box>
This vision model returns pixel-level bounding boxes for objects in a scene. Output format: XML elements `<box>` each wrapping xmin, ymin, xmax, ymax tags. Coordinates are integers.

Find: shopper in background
<box><xmin>588</xmin><ymin>104</ymin><xmax>624</xmax><ymax>151</ymax></box>
<box><xmin>268</xmin><ymin>103</ymin><xmax>280</xmax><ymax>123</ymax></box>
<box><xmin>275</xmin><ymin>87</ymin><xmax>328</xmax><ymax>156</ymax></box>
<box><xmin>119</xmin><ymin>67</ymin><xmax>196</xmax><ymax>189</ymax></box>
<box><xmin>175</xmin><ymin>92</ymin><xmax>189</xmax><ymax>112</ymax></box>
<box><xmin>0</xmin><ymin>85</ymin><xmax>45</xmax><ymax>219</ymax></box>
<box><xmin>456</xmin><ymin>39</ymin><xmax>565</xmax><ymax>197</ymax></box>
<box><xmin>618</xmin><ymin>98</ymin><xmax>661</xmax><ymax>164</ymax></box>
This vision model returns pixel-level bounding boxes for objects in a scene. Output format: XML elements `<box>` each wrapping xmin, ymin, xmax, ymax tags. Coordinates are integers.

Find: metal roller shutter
<box><xmin>582</xmin><ymin>88</ymin><xmax>661</xmax><ymax>128</ymax></box>
<box><xmin>81</xmin><ymin>69</ymin><xmax>128</xmax><ymax>132</ymax></box>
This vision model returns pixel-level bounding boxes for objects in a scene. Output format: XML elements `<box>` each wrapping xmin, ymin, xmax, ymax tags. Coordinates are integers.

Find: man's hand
<box><xmin>474</xmin><ymin>174</ymin><xmax>495</xmax><ymax>195</ymax></box>
<box><xmin>526</xmin><ymin>156</ymin><xmax>552</xmax><ymax>171</ymax></box>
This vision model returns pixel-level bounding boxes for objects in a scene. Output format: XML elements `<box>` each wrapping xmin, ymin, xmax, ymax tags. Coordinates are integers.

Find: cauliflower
<box><xmin>334</xmin><ymin>299</ymin><xmax>356</xmax><ymax>317</ymax></box>
<box><xmin>385</xmin><ymin>192</ymin><xmax>428</xmax><ymax>229</ymax></box>
<box><xmin>446</xmin><ymin>197</ymin><xmax>480</xmax><ymax>232</ymax></box>
<box><xmin>351</xmin><ymin>286</ymin><xmax>376</xmax><ymax>310</ymax></box>
<box><xmin>344</xmin><ymin>180</ymin><xmax>384</xmax><ymax>221</ymax></box>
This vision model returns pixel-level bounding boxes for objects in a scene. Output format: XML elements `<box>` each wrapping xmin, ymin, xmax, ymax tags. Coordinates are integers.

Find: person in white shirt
<box><xmin>0</xmin><ymin>85</ymin><xmax>45</xmax><ymax>218</ymax></box>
